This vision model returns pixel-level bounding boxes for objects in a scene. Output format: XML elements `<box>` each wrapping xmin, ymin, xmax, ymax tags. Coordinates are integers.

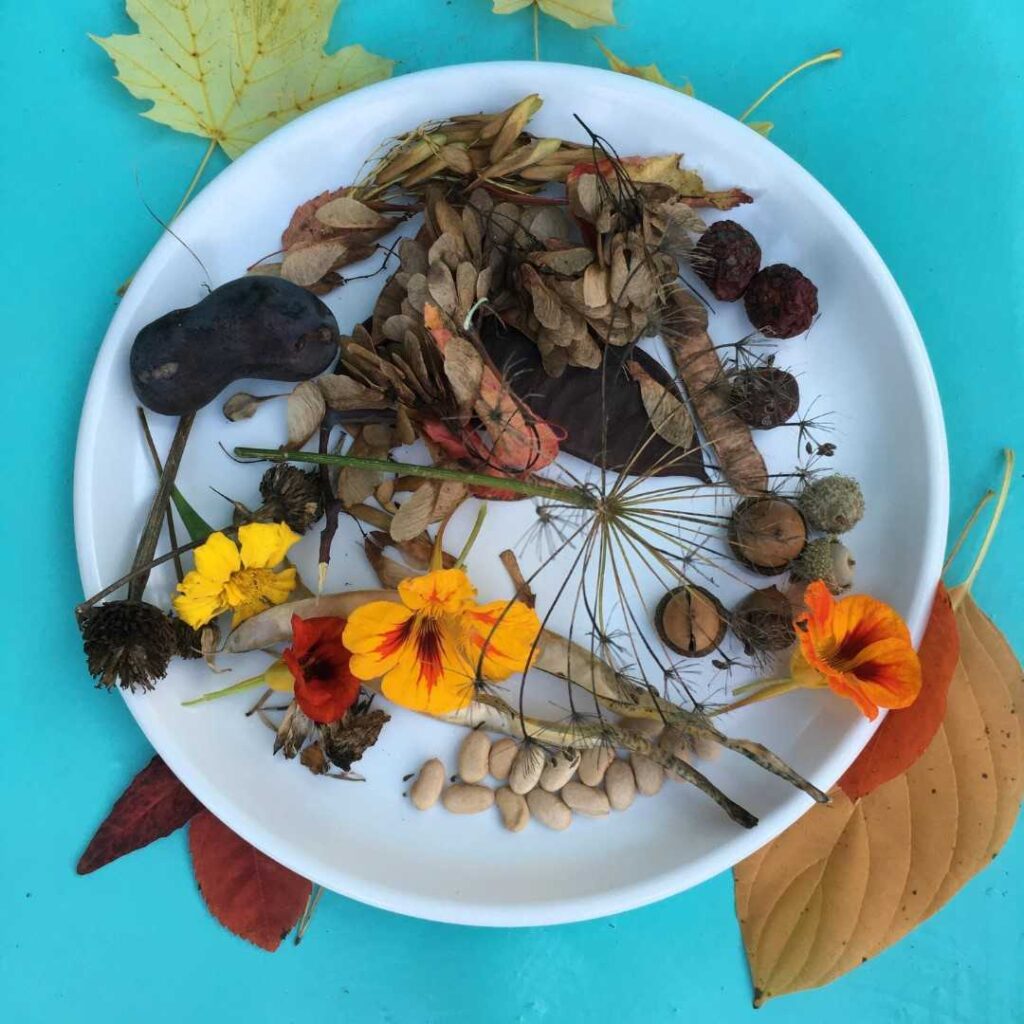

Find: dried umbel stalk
<box><xmin>78</xmin><ymin>600</ymin><xmax>176</xmax><ymax>692</ymax></box>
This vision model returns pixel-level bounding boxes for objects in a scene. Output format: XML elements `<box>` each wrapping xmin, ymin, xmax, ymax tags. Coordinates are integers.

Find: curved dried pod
<box><xmin>661</xmin><ymin>287</ymin><xmax>769</xmax><ymax>495</ymax></box>
<box><xmin>729</xmin><ymin>497</ymin><xmax>807</xmax><ymax>575</ymax></box>
<box><xmin>732</xmin><ymin>586</ymin><xmax>797</xmax><ymax>655</ymax></box>
<box><xmin>509</xmin><ymin>744</ymin><xmax>546</xmax><ymax>795</ymax></box>
<box><xmin>655</xmin><ymin>585</ymin><xmax>727</xmax><ymax>658</ymax></box>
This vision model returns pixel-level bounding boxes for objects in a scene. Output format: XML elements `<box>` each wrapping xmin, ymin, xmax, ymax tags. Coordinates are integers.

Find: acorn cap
<box><xmin>728</xmin><ymin>497</ymin><xmax>808</xmax><ymax>575</ymax></box>
<box><xmin>798</xmin><ymin>474</ymin><xmax>865</xmax><ymax>534</ymax></box>
<box><xmin>655</xmin><ymin>585</ymin><xmax>727</xmax><ymax>658</ymax></box>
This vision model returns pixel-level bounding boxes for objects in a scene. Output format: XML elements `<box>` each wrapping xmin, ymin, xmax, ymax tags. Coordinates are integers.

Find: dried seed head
<box><xmin>728</xmin><ymin>497</ymin><xmax>808</xmax><ymax>574</ymax></box>
<box><xmin>798</xmin><ymin>474</ymin><xmax>865</xmax><ymax>534</ymax></box>
<box><xmin>171</xmin><ymin>616</ymin><xmax>217</xmax><ymax>661</ymax></box>
<box><xmin>729</xmin><ymin>367</ymin><xmax>800</xmax><ymax>429</ymax></box>
<box><xmin>78</xmin><ymin>600</ymin><xmax>176</xmax><ymax>692</ymax></box>
<box><xmin>243</xmin><ymin>464</ymin><xmax>324</xmax><ymax>534</ymax></box>
<box><xmin>744</xmin><ymin>264</ymin><xmax>819</xmax><ymax>338</ymax></box>
<box><xmin>791</xmin><ymin>538</ymin><xmax>857</xmax><ymax>593</ymax></box>
<box><xmin>731</xmin><ymin>587</ymin><xmax>796</xmax><ymax>655</ymax></box>
<box><xmin>320</xmin><ymin>709</ymin><xmax>390</xmax><ymax>771</ymax></box>
<box><xmin>655</xmin><ymin>585</ymin><xmax>727</xmax><ymax>658</ymax></box>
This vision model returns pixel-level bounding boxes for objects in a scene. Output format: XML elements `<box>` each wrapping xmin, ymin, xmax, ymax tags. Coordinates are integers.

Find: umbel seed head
<box><xmin>791</xmin><ymin>538</ymin><xmax>856</xmax><ymax>594</ymax></box>
<box><xmin>798</xmin><ymin>474</ymin><xmax>865</xmax><ymax>534</ymax></box>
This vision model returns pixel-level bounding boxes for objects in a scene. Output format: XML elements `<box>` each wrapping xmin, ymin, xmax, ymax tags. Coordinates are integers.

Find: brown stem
<box><xmin>127</xmin><ymin>413</ymin><xmax>195</xmax><ymax>601</ymax></box>
<box><xmin>137</xmin><ymin>408</ymin><xmax>184</xmax><ymax>582</ymax></box>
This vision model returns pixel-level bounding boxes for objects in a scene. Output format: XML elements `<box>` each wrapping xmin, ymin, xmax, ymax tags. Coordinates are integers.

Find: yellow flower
<box><xmin>342</xmin><ymin>567</ymin><xmax>541</xmax><ymax>714</ymax></box>
<box><xmin>173</xmin><ymin>523</ymin><xmax>300</xmax><ymax>629</ymax></box>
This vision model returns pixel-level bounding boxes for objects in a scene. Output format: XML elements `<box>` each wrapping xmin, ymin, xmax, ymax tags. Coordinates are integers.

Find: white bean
<box><xmin>578</xmin><ymin>746</ymin><xmax>615</xmax><ymax>786</ymax></box>
<box><xmin>561</xmin><ymin>780</ymin><xmax>610</xmax><ymax>816</ymax></box>
<box><xmin>458</xmin><ymin>730</ymin><xmax>491</xmax><ymax>784</ymax></box>
<box><xmin>539</xmin><ymin>750</ymin><xmax>580</xmax><ymax>792</ymax></box>
<box><xmin>604</xmin><ymin>759</ymin><xmax>636</xmax><ymax>811</ymax></box>
<box><xmin>442</xmin><ymin>783</ymin><xmax>495</xmax><ymax>814</ymax></box>
<box><xmin>509</xmin><ymin>745</ymin><xmax>545</xmax><ymax>795</ymax></box>
<box><xmin>409</xmin><ymin>758</ymin><xmax>445</xmax><ymax>810</ymax></box>
<box><xmin>489</xmin><ymin>737</ymin><xmax>518</xmax><ymax>781</ymax></box>
<box><xmin>495</xmin><ymin>787</ymin><xmax>530</xmax><ymax>832</ymax></box>
<box><xmin>527</xmin><ymin>789</ymin><xmax>572</xmax><ymax>831</ymax></box>
<box><xmin>631</xmin><ymin>752</ymin><xmax>664</xmax><ymax>796</ymax></box>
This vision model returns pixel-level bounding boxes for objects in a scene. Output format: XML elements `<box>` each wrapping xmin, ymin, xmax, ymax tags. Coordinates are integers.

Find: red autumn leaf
<box><xmin>77</xmin><ymin>755</ymin><xmax>202</xmax><ymax>875</ymax></box>
<box><xmin>838</xmin><ymin>582</ymin><xmax>960</xmax><ymax>801</ymax></box>
<box><xmin>188</xmin><ymin>810</ymin><xmax>312</xmax><ymax>952</ymax></box>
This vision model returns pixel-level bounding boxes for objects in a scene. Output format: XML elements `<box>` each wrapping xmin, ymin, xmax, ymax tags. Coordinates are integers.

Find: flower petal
<box><xmin>193</xmin><ymin>532</ymin><xmax>241</xmax><ymax>585</ymax></box>
<box><xmin>398</xmin><ymin>568</ymin><xmax>476</xmax><ymax>616</ymax></box>
<box><xmin>225</xmin><ymin>567</ymin><xmax>297</xmax><ymax>627</ymax></box>
<box><xmin>380</xmin><ymin>619</ymin><xmax>476</xmax><ymax>713</ymax></box>
<box><xmin>238</xmin><ymin>522</ymin><xmax>301</xmax><ymax>570</ymax></box>
<box><xmin>463</xmin><ymin>599</ymin><xmax>541</xmax><ymax>679</ymax></box>
<box><xmin>173</xmin><ymin>571</ymin><xmax>228</xmax><ymax>629</ymax></box>
<box><xmin>344</xmin><ymin>602</ymin><xmax>417</xmax><ymax>679</ymax></box>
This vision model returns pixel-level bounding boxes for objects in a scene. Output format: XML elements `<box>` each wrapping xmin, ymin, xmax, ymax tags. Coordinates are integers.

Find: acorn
<box><xmin>744</xmin><ymin>264</ymin><xmax>818</xmax><ymax>338</ymax></box>
<box><xmin>791</xmin><ymin>538</ymin><xmax>856</xmax><ymax>593</ymax></box>
<box><xmin>731</xmin><ymin>586</ymin><xmax>796</xmax><ymax>655</ymax></box>
<box><xmin>655</xmin><ymin>585</ymin><xmax>727</xmax><ymax>658</ymax></box>
<box><xmin>798</xmin><ymin>474</ymin><xmax>865</xmax><ymax>534</ymax></box>
<box><xmin>728</xmin><ymin>497</ymin><xmax>807</xmax><ymax>575</ymax></box>
<box><xmin>729</xmin><ymin>366</ymin><xmax>800</xmax><ymax>429</ymax></box>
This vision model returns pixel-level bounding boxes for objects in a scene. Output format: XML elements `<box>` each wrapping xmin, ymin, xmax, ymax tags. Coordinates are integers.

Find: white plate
<box><xmin>75</xmin><ymin>61</ymin><xmax>948</xmax><ymax>926</ymax></box>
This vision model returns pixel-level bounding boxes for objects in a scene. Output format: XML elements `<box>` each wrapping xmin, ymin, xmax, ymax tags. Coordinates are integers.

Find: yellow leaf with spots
<box><xmin>596</xmin><ymin>41</ymin><xmax>693</xmax><ymax>95</ymax></box>
<box><xmin>92</xmin><ymin>0</ymin><xmax>394</xmax><ymax>159</ymax></box>
<box><xmin>492</xmin><ymin>0</ymin><xmax>615</xmax><ymax>31</ymax></box>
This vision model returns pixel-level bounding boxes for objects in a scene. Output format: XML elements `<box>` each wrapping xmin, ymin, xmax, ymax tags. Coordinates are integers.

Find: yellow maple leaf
<box><xmin>596</xmin><ymin>41</ymin><xmax>694</xmax><ymax>95</ymax></box>
<box><xmin>92</xmin><ymin>0</ymin><xmax>394</xmax><ymax>159</ymax></box>
<box><xmin>492</xmin><ymin>0</ymin><xmax>615</xmax><ymax>31</ymax></box>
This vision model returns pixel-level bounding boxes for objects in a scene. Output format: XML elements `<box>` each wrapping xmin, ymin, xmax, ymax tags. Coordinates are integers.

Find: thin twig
<box><xmin>137</xmin><ymin>407</ymin><xmax>184</xmax><ymax>582</ymax></box>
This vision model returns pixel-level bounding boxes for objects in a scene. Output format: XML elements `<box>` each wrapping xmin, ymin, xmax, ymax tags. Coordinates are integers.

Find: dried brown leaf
<box><xmin>443</xmin><ymin>334</ymin><xmax>485</xmax><ymax>406</ymax></box>
<box><xmin>317</xmin><ymin>374</ymin><xmax>388</xmax><ymax>412</ymax></box>
<box><xmin>529</xmin><ymin>247</ymin><xmax>595</xmax><ymax>276</ymax></box>
<box><xmin>390</xmin><ymin>481</ymin><xmax>437</xmax><ymax>542</ymax></box>
<box><xmin>315</xmin><ymin>196</ymin><xmax>388</xmax><ymax>230</ymax></box>
<box><xmin>427</xmin><ymin>260</ymin><xmax>458</xmax><ymax>314</ymax></box>
<box><xmin>281</xmin><ymin>238</ymin><xmax>347</xmax><ymax>287</ymax></box>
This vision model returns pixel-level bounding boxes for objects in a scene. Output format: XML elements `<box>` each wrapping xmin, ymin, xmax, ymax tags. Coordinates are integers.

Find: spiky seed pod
<box><xmin>728</xmin><ymin>497</ymin><xmax>808</xmax><ymax>575</ymax></box>
<box><xmin>78</xmin><ymin>600</ymin><xmax>176</xmax><ymax>691</ymax></box>
<box><xmin>791</xmin><ymin>538</ymin><xmax>857</xmax><ymax>593</ymax></box>
<box><xmin>729</xmin><ymin>366</ymin><xmax>800</xmax><ymax>429</ymax></box>
<box><xmin>694</xmin><ymin>220</ymin><xmax>761</xmax><ymax>301</ymax></box>
<box><xmin>731</xmin><ymin>587</ymin><xmax>796</xmax><ymax>655</ymax></box>
<box><xmin>655</xmin><ymin>585</ymin><xmax>727</xmax><ymax>658</ymax></box>
<box><xmin>253</xmin><ymin>465</ymin><xmax>324</xmax><ymax>534</ymax></box>
<box><xmin>798</xmin><ymin>474</ymin><xmax>865</xmax><ymax>534</ymax></box>
<box><xmin>744</xmin><ymin>264</ymin><xmax>819</xmax><ymax>338</ymax></box>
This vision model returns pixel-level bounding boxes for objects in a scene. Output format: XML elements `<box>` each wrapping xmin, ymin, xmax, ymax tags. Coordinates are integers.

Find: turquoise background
<box><xmin>2</xmin><ymin>1</ymin><xmax>1022</xmax><ymax>1021</ymax></box>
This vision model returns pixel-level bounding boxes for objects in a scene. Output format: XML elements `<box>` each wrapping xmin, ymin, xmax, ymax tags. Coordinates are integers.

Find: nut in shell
<box><xmin>655</xmin><ymin>585</ymin><xmax>727</xmax><ymax>658</ymax></box>
<box><xmin>728</xmin><ymin>497</ymin><xmax>807</xmax><ymax>574</ymax></box>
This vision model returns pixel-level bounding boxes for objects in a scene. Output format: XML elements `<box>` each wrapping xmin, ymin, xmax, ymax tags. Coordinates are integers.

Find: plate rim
<box><xmin>74</xmin><ymin>59</ymin><xmax>949</xmax><ymax>927</ymax></box>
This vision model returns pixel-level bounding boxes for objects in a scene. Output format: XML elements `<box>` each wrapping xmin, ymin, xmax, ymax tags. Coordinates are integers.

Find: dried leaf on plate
<box><xmin>315</xmin><ymin>195</ymin><xmax>389</xmax><ymax>230</ymax></box>
<box><xmin>734</xmin><ymin>588</ymin><xmax>1024</xmax><ymax>1005</ymax></box>
<box><xmin>286</xmin><ymin>380</ymin><xmax>326</xmax><ymax>448</ymax></box>
<box><xmin>443</xmin><ymin>335</ymin><xmax>485</xmax><ymax>406</ymax></box>
<box><xmin>390</xmin><ymin>482</ymin><xmax>438</xmax><ymax>542</ymax></box>
<box><xmin>317</xmin><ymin>374</ymin><xmax>389</xmax><ymax>412</ymax></box>
<box><xmin>281</xmin><ymin>238</ymin><xmax>348</xmax><ymax>287</ymax></box>
<box><xmin>627</xmin><ymin>359</ymin><xmax>694</xmax><ymax>450</ymax></box>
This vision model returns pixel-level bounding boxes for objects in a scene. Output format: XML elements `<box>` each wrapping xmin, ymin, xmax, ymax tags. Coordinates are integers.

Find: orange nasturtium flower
<box><xmin>342</xmin><ymin>567</ymin><xmax>542</xmax><ymax>714</ymax></box>
<box><xmin>173</xmin><ymin>523</ymin><xmax>300</xmax><ymax>629</ymax></box>
<box><xmin>790</xmin><ymin>580</ymin><xmax>922</xmax><ymax>720</ymax></box>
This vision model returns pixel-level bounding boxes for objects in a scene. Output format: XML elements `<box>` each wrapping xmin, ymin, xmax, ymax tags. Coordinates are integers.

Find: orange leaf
<box><xmin>838</xmin><ymin>583</ymin><xmax>960</xmax><ymax>800</ymax></box>
<box><xmin>734</xmin><ymin>590</ymin><xmax>1024</xmax><ymax>1004</ymax></box>
<box><xmin>188</xmin><ymin>810</ymin><xmax>312</xmax><ymax>951</ymax></box>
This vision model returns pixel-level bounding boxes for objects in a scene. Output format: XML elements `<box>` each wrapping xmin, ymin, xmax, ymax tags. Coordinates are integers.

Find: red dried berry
<box><xmin>729</xmin><ymin>367</ymin><xmax>800</xmax><ymax>428</ymax></box>
<box><xmin>694</xmin><ymin>220</ymin><xmax>761</xmax><ymax>301</ymax></box>
<box><xmin>744</xmin><ymin>264</ymin><xmax>818</xmax><ymax>338</ymax></box>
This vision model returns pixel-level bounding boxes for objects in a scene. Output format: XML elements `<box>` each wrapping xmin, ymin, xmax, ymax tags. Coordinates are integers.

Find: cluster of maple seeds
<box><xmin>407</xmin><ymin>718</ymin><xmax>719</xmax><ymax>832</ymax></box>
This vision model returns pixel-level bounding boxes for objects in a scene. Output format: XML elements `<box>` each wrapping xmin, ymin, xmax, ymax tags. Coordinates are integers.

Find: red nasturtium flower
<box><xmin>280</xmin><ymin>615</ymin><xmax>361</xmax><ymax>724</ymax></box>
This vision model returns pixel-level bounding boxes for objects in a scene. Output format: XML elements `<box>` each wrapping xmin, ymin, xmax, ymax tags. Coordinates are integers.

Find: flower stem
<box><xmin>532</xmin><ymin>3</ymin><xmax>540</xmax><ymax>61</ymax></box>
<box><xmin>943</xmin><ymin>488</ymin><xmax>994</xmax><ymax>577</ymax></box>
<box><xmin>952</xmin><ymin>448</ymin><xmax>1015</xmax><ymax>610</ymax></box>
<box><xmin>181</xmin><ymin>672</ymin><xmax>266</xmax><ymax>707</ymax></box>
<box><xmin>739</xmin><ymin>48</ymin><xmax>843</xmax><ymax>124</ymax></box>
<box><xmin>710</xmin><ymin>678</ymin><xmax>803</xmax><ymax>717</ymax></box>
<box><xmin>455</xmin><ymin>505</ymin><xmax>488</xmax><ymax>568</ymax></box>
<box><xmin>234</xmin><ymin>447</ymin><xmax>594</xmax><ymax>507</ymax></box>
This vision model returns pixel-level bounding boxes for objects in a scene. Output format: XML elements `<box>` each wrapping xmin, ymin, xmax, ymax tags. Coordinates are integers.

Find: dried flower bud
<box><xmin>798</xmin><ymin>474</ymin><xmax>865</xmax><ymax>534</ymax></box>
<box><xmin>744</xmin><ymin>264</ymin><xmax>818</xmax><ymax>338</ymax></box>
<box><xmin>694</xmin><ymin>220</ymin><xmax>761</xmax><ymax>301</ymax></box>
<box><xmin>78</xmin><ymin>600</ymin><xmax>175</xmax><ymax>692</ymax></box>
<box><xmin>242</xmin><ymin>464</ymin><xmax>324</xmax><ymax>534</ymax></box>
<box><xmin>791</xmin><ymin>538</ymin><xmax>857</xmax><ymax>593</ymax></box>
